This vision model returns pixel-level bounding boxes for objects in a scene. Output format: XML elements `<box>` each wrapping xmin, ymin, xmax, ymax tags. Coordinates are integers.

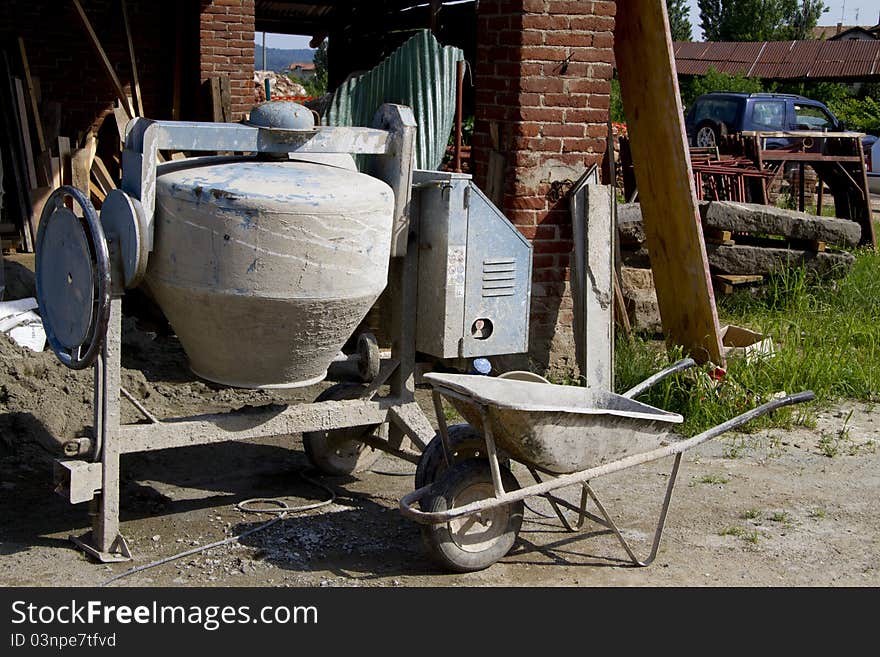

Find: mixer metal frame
<box><xmin>55</xmin><ymin>104</ymin><xmax>437</xmax><ymax>562</ymax></box>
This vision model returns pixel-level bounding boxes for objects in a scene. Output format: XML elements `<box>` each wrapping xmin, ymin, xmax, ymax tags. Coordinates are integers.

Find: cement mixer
<box><xmin>35</xmin><ymin>102</ymin><xmax>531</xmax><ymax>562</ymax></box>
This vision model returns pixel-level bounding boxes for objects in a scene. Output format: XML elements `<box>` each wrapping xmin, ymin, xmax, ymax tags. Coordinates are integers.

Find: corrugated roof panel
<box><xmin>323</xmin><ymin>29</ymin><xmax>463</xmax><ymax>171</ymax></box>
<box><xmin>671</xmin><ymin>39</ymin><xmax>880</xmax><ymax>79</ymax></box>
<box><xmin>729</xmin><ymin>42</ymin><xmax>765</xmax><ymax>62</ymax></box>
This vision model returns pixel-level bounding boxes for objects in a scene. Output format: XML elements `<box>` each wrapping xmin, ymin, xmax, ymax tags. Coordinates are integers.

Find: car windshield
<box><xmin>751</xmin><ymin>100</ymin><xmax>786</xmax><ymax>130</ymax></box>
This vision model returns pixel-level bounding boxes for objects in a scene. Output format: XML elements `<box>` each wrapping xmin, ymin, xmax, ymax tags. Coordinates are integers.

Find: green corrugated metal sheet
<box><xmin>323</xmin><ymin>30</ymin><xmax>464</xmax><ymax>171</ymax></box>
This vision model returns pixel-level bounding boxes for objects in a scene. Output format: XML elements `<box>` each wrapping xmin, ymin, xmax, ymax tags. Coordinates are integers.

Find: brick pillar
<box><xmin>199</xmin><ymin>0</ymin><xmax>255</xmax><ymax>120</ymax></box>
<box><xmin>472</xmin><ymin>0</ymin><xmax>615</xmax><ymax>378</ymax></box>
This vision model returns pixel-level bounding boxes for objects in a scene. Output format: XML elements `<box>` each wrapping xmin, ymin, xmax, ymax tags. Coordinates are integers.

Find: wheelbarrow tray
<box><xmin>423</xmin><ymin>373</ymin><xmax>684</xmax><ymax>475</ymax></box>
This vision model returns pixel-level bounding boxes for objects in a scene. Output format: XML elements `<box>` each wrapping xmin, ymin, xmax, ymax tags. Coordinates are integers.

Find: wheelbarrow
<box><xmin>400</xmin><ymin>359</ymin><xmax>815</xmax><ymax>572</ymax></box>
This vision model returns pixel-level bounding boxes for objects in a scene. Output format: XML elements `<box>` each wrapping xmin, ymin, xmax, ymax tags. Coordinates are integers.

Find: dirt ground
<box><xmin>0</xmin><ymin>315</ymin><xmax>878</xmax><ymax>588</ymax></box>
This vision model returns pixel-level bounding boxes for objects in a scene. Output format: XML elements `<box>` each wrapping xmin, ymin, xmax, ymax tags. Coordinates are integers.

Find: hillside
<box><xmin>254</xmin><ymin>45</ymin><xmax>315</xmax><ymax>71</ymax></box>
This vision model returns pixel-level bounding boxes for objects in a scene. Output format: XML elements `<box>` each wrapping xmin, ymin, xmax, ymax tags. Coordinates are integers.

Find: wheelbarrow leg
<box><xmin>528</xmin><ymin>467</ymin><xmax>602</xmax><ymax>532</ymax></box>
<box><xmin>584</xmin><ymin>453</ymin><xmax>683</xmax><ymax>567</ymax></box>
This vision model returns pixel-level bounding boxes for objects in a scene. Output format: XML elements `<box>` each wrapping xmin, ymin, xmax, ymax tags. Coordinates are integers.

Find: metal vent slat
<box><xmin>482</xmin><ymin>257</ymin><xmax>516</xmax><ymax>297</ymax></box>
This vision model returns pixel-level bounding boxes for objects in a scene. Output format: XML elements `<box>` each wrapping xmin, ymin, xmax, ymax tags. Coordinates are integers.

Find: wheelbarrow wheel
<box><xmin>302</xmin><ymin>382</ymin><xmax>385</xmax><ymax>475</ymax></box>
<box><xmin>421</xmin><ymin>460</ymin><xmax>524</xmax><ymax>573</ymax></box>
<box><xmin>415</xmin><ymin>424</ymin><xmax>510</xmax><ymax>508</ymax></box>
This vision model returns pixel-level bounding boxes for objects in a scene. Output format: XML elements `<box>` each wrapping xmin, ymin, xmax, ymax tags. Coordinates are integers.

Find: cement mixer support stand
<box><xmin>43</xmin><ymin>105</ymin><xmax>436</xmax><ymax>562</ymax></box>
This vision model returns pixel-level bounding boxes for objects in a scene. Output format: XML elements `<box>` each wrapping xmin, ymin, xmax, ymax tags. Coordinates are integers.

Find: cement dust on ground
<box><xmin>1</xmin><ymin>325</ymin><xmax>877</xmax><ymax>587</ymax></box>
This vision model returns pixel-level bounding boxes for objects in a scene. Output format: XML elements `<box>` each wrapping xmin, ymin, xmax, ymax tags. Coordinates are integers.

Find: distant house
<box><xmin>812</xmin><ymin>22</ymin><xmax>880</xmax><ymax>40</ymax></box>
<box><xmin>289</xmin><ymin>62</ymin><xmax>316</xmax><ymax>80</ymax></box>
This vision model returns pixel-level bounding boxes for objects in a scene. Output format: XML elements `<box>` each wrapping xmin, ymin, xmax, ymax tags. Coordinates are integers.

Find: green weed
<box><xmin>614</xmin><ymin>250</ymin><xmax>880</xmax><ymax>436</ymax></box>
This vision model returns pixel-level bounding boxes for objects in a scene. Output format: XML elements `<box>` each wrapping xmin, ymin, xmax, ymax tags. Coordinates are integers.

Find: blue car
<box><xmin>684</xmin><ymin>91</ymin><xmax>875</xmax><ymax>155</ymax></box>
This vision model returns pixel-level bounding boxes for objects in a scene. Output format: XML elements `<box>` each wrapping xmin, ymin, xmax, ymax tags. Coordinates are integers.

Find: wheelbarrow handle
<box><xmin>622</xmin><ymin>358</ymin><xmax>697</xmax><ymax>399</ymax></box>
<box><xmin>680</xmin><ymin>390</ymin><xmax>817</xmax><ymax>452</ymax></box>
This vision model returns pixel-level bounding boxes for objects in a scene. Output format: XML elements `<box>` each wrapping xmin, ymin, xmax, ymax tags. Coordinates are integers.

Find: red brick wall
<box><xmin>472</xmin><ymin>0</ymin><xmax>615</xmax><ymax>375</ymax></box>
<box><xmin>198</xmin><ymin>0</ymin><xmax>255</xmax><ymax>120</ymax></box>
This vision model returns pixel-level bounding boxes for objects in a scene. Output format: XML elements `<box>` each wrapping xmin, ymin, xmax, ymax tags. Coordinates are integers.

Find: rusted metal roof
<box><xmin>670</xmin><ymin>39</ymin><xmax>880</xmax><ymax>80</ymax></box>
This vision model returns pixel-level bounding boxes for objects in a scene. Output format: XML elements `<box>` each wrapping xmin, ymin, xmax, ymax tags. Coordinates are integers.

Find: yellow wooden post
<box><xmin>614</xmin><ymin>0</ymin><xmax>724</xmax><ymax>364</ymax></box>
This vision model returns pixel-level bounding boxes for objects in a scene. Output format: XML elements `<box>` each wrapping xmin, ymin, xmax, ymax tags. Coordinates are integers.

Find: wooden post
<box><xmin>614</xmin><ymin>0</ymin><xmax>724</xmax><ymax>364</ymax></box>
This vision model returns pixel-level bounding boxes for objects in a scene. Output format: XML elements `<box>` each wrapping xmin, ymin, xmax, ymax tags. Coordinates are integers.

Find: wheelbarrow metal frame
<box><xmin>403</xmin><ymin>358</ymin><xmax>814</xmax><ymax>566</ymax></box>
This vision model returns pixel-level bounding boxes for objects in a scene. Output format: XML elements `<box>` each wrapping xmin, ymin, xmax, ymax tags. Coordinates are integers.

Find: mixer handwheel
<box><xmin>302</xmin><ymin>382</ymin><xmax>385</xmax><ymax>475</ymax></box>
<box><xmin>35</xmin><ymin>186</ymin><xmax>111</xmax><ymax>370</ymax></box>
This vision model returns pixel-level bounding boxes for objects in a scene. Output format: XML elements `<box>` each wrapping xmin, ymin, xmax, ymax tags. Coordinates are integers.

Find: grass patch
<box><xmin>741</xmin><ymin>508</ymin><xmax>762</xmax><ymax>520</ymax></box>
<box><xmin>698</xmin><ymin>474</ymin><xmax>730</xmax><ymax>485</ymax></box>
<box><xmin>769</xmin><ymin>511</ymin><xmax>790</xmax><ymax>523</ymax></box>
<box><xmin>719</xmin><ymin>526</ymin><xmax>761</xmax><ymax>544</ymax></box>
<box><xmin>614</xmin><ymin>249</ymin><xmax>880</xmax><ymax>435</ymax></box>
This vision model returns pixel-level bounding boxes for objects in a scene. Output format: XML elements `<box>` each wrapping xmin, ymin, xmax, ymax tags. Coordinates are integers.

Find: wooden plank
<box><xmin>89</xmin><ymin>180</ymin><xmax>106</xmax><ymax>204</ymax></box>
<box><xmin>761</xmin><ymin>152</ymin><xmax>861</xmax><ymax>163</ymax></box>
<box><xmin>34</xmin><ymin>151</ymin><xmax>52</xmax><ymax>187</ymax></box>
<box><xmin>219</xmin><ymin>74</ymin><xmax>232</xmax><ymax>122</ymax></box>
<box><xmin>71</xmin><ymin>0</ymin><xmax>134</xmax><ymax>120</ymax></box>
<box><xmin>208</xmin><ymin>77</ymin><xmax>223</xmax><ymax>123</ymax></box>
<box><xmin>113</xmin><ymin>102</ymin><xmax>130</xmax><ymax>145</ymax></box>
<box><xmin>1</xmin><ymin>52</ymin><xmax>34</xmax><ymax>251</ymax></box>
<box><xmin>713</xmin><ymin>274</ymin><xmax>763</xmax><ymax>296</ymax></box>
<box><xmin>17</xmin><ymin>37</ymin><xmax>45</xmax><ymax>153</ymax></box>
<box><xmin>91</xmin><ymin>156</ymin><xmax>117</xmax><ymax>192</ymax></box>
<box><xmin>30</xmin><ymin>186</ymin><xmax>53</xmax><ymax>231</ymax></box>
<box><xmin>58</xmin><ymin>136</ymin><xmax>72</xmax><ymax>186</ymax></box>
<box><xmin>71</xmin><ymin>135</ymin><xmax>97</xmax><ymax>211</ymax></box>
<box><xmin>615</xmin><ymin>0</ymin><xmax>724</xmax><ymax>364</ymax></box>
<box><xmin>742</xmin><ymin>130</ymin><xmax>865</xmax><ymax>139</ymax></box>
<box><xmin>49</xmin><ymin>156</ymin><xmax>61</xmax><ymax>189</ymax></box>
<box><xmin>704</xmin><ymin>227</ymin><xmax>734</xmax><ymax>245</ymax></box>
<box><xmin>120</xmin><ymin>0</ymin><xmax>144</xmax><ymax>117</ymax></box>
<box><xmin>13</xmin><ymin>77</ymin><xmax>38</xmax><ymax>190</ymax></box>
<box><xmin>716</xmin><ymin>274</ymin><xmax>763</xmax><ymax>285</ymax></box>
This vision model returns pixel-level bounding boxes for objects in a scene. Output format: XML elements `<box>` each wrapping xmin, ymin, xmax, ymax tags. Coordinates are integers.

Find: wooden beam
<box><xmin>92</xmin><ymin>155</ymin><xmax>117</xmax><ymax>193</ymax></box>
<box><xmin>614</xmin><ymin>0</ymin><xmax>724</xmax><ymax>364</ymax></box>
<box><xmin>17</xmin><ymin>37</ymin><xmax>45</xmax><ymax>153</ymax></box>
<box><xmin>120</xmin><ymin>0</ymin><xmax>144</xmax><ymax>117</ymax></box>
<box><xmin>13</xmin><ymin>77</ymin><xmax>37</xmax><ymax>190</ymax></box>
<box><xmin>71</xmin><ymin>0</ymin><xmax>134</xmax><ymax>120</ymax></box>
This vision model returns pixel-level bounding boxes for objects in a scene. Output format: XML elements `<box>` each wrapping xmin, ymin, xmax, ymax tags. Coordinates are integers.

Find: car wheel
<box><xmin>694</xmin><ymin>120</ymin><xmax>727</xmax><ymax>147</ymax></box>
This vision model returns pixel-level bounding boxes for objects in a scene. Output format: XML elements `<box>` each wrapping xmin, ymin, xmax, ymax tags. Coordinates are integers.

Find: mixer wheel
<box><xmin>356</xmin><ymin>332</ymin><xmax>380</xmax><ymax>383</ymax></box>
<box><xmin>302</xmin><ymin>382</ymin><xmax>385</xmax><ymax>475</ymax></box>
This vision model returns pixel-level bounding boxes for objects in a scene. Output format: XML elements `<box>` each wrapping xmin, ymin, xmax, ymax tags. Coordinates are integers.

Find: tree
<box><xmin>667</xmin><ymin>0</ymin><xmax>694</xmax><ymax>41</ymax></box>
<box><xmin>698</xmin><ymin>0</ymin><xmax>827</xmax><ymax>42</ymax></box>
<box><xmin>313</xmin><ymin>40</ymin><xmax>329</xmax><ymax>93</ymax></box>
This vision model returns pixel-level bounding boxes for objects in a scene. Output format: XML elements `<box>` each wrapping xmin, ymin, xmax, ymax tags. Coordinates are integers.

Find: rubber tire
<box><xmin>421</xmin><ymin>460</ymin><xmax>524</xmax><ymax>573</ymax></box>
<box><xmin>694</xmin><ymin>119</ymin><xmax>727</xmax><ymax>147</ymax></box>
<box><xmin>415</xmin><ymin>424</ymin><xmax>511</xmax><ymax>498</ymax></box>
<box><xmin>302</xmin><ymin>382</ymin><xmax>385</xmax><ymax>475</ymax></box>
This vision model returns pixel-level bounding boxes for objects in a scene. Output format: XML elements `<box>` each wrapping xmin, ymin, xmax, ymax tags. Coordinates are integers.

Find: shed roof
<box><xmin>671</xmin><ymin>39</ymin><xmax>880</xmax><ymax>80</ymax></box>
